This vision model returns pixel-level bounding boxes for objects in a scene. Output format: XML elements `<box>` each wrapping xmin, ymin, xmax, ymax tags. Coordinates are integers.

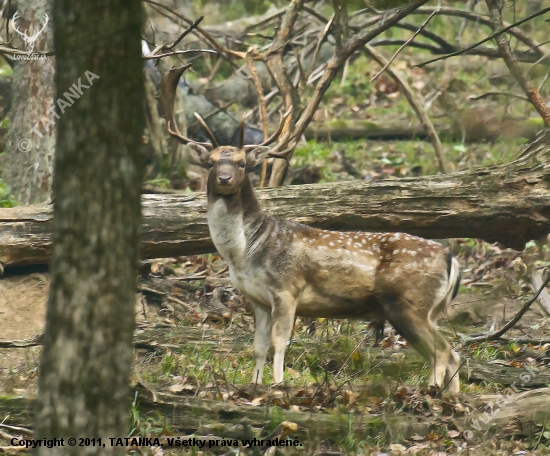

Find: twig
<box><xmin>143</xmin><ymin>0</ymin><xmax>244</xmax><ymax>64</ymax></box>
<box><xmin>417</xmin><ymin>6</ymin><xmax>550</xmax><ymax>68</ymax></box>
<box><xmin>396</xmin><ymin>21</ymin><xmax>454</xmax><ymax>52</ymax></box>
<box><xmin>0</xmin><ymin>425</ymin><xmax>32</xmax><ymax>437</ymax></box>
<box><xmin>412</xmin><ymin>6</ymin><xmax>550</xmax><ymax>58</ymax></box>
<box><xmin>484</xmin><ymin>0</ymin><xmax>550</xmax><ymax>128</ymax></box>
<box><xmin>165</xmin><ymin>15</ymin><xmax>204</xmax><ymax>51</ymax></box>
<box><xmin>143</xmin><ymin>49</ymin><xmax>216</xmax><ymax>60</ymax></box>
<box><xmin>0</xmin><ymin>45</ymin><xmax>54</xmax><ymax>56</ymax></box>
<box><xmin>370</xmin><ymin>39</ymin><xmax>539</xmax><ymax>63</ymax></box>
<box><xmin>370</xmin><ymin>9</ymin><xmax>438</xmax><ymax>83</ymax></box>
<box><xmin>468</xmin><ymin>91</ymin><xmax>529</xmax><ymax>102</ymax></box>
<box><xmin>140</xmin><ymin>286</ymin><xmax>166</xmax><ymax>296</ymax></box>
<box><xmin>305</xmin><ymin>15</ymin><xmax>334</xmax><ymax>81</ymax></box>
<box><xmin>365</xmin><ymin>45</ymin><xmax>447</xmax><ymax>173</ymax></box>
<box><xmin>464</xmin><ymin>271</ymin><xmax>550</xmax><ymax>343</ymax></box>
<box><xmin>439</xmin><ymin>358</ymin><xmax>467</xmax><ymax>394</ymax></box>
<box><xmin>0</xmin><ymin>335</ymin><xmax>42</xmax><ymax>349</ymax></box>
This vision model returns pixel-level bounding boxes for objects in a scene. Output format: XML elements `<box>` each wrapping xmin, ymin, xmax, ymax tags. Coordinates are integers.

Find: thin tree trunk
<box><xmin>2</xmin><ymin>0</ymin><xmax>55</xmax><ymax>205</ymax></box>
<box><xmin>34</xmin><ymin>0</ymin><xmax>145</xmax><ymax>454</ymax></box>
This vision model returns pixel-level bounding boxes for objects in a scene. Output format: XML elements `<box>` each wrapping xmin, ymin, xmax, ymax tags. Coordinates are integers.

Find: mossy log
<box><xmin>0</xmin><ymin>131</ymin><xmax>550</xmax><ymax>269</ymax></box>
<box><xmin>305</xmin><ymin>116</ymin><xmax>544</xmax><ymax>143</ymax></box>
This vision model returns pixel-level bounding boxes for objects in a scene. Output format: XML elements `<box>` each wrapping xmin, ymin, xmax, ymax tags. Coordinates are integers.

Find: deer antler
<box><xmin>238</xmin><ymin>114</ymin><xmax>245</xmax><ymax>149</ymax></box>
<box><xmin>193</xmin><ymin>112</ymin><xmax>219</xmax><ymax>148</ymax></box>
<box><xmin>243</xmin><ymin>108</ymin><xmax>292</xmax><ymax>150</ymax></box>
<box><xmin>159</xmin><ymin>65</ymin><xmax>212</xmax><ymax>149</ymax></box>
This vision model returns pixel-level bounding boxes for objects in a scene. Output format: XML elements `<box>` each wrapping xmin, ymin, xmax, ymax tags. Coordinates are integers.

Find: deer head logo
<box><xmin>12</xmin><ymin>11</ymin><xmax>49</xmax><ymax>54</ymax></box>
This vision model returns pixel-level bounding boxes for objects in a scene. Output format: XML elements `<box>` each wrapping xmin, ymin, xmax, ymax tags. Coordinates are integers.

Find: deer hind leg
<box><xmin>252</xmin><ymin>302</ymin><xmax>272</xmax><ymax>384</ymax></box>
<box><xmin>388</xmin><ymin>311</ymin><xmax>452</xmax><ymax>390</ymax></box>
<box><xmin>271</xmin><ymin>292</ymin><xmax>297</xmax><ymax>384</ymax></box>
<box><xmin>444</xmin><ymin>349</ymin><xmax>461</xmax><ymax>393</ymax></box>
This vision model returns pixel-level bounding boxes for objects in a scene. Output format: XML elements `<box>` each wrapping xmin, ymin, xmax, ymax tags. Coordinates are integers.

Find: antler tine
<box><xmin>238</xmin><ymin>114</ymin><xmax>245</xmax><ymax>149</ymax></box>
<box><xmin>167</xmin><ymin>120</ymin><xmax>212</xmax><ymax>149</ymax></box>
<box><xmin>193</xmin><ymin>112</ymin><xmax>219</xmax><ymax>149</ymax></box>
<box><xmin>243</xmin><ymin>108</ymin><xmax>292</xmax><ymax>150</ymax></box>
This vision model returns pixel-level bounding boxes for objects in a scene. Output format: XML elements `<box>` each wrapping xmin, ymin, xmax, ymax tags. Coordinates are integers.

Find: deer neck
<box><xmin>206</xmin><ymin>173</ymin><xmax>268</xmax><ymax>265</ymax></box>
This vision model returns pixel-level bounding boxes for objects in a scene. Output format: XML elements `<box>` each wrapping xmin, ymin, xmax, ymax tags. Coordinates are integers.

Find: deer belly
<box><xmin>229</xmin><ymin>266</ymin><xmax>272</xmax><ymax>306</ymax></box>
<box><xmin>296</xmin><ymin>285</ymin><xmax>378</xmax><ymax>319</ymax></box>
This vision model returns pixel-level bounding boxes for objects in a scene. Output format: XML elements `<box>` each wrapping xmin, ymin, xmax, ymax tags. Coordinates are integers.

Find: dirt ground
<box><xmin>1</xmin><ymin>249</ymin><xmax>550</xmax><ymax>455</ymax></box>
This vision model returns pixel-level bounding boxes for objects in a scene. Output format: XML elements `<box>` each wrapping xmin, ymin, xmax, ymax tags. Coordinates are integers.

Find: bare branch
<box><xmin>417</xmin><ymin>6</ymin><xmax>550</xmax><ymax>68</ymax></box>
<box><xmin>468</xmin><ymin>91</ymin><xmax>529</xmax><ymax>102</ymax></box>
<box><xmin>288</xmin><ymin>0</ymin><xmax>431</xmax><ymax>156</ymax></box>
<box><xmin>465</xmin><ymin>271</ymin><xmax>550</xmax><ymax>343</ymax></box>
<box><xmin>484</xmin><ymin>0</ymin><xmax>550</xmax><ymax>128</ymax></box>
<box><xmin>246</xmin><ymin>52</ymin><xmax>269</xmax><ymax>187</ymax></box>
<box><xmin>143</xmin><ymin>49</ymin><xmax>216</xmax><ymax>60</ymax></box>
<box><xmin>370</xmin><ymin>10</ymin><xmax>437</xmax><ymax>83</ymax></box>
<box><xmin>412</xmin><ymin>6</ymin><xmax>550</xmax><ymax>58</ymax></box>
<box><xmin>0</xmin><ymin>334</ymin><xmax>42</xmax><ymax>348</ymax></box>
<box><xmin>143</xmin><ymin>0</ymin><xmax>245</xmax><ymax>64</ymax></box>
<box><xmin>165</xmin><ymin>15</ymin><xmax>204</xmax><ymax>51</ymax></box>
<box><xmin>365</xmin><ymin>45</ymin><xmax>447</xmax><ymax>173</ymax></box>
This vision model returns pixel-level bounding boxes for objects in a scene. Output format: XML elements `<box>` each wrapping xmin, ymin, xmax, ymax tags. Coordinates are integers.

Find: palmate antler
<box><xmin>159</xmin><ymin>65</ymin><xmax>212</xmax><ymax>149</ymax></box>
<box><xmin>160</xmin><ymin>64</ymin><xmax>293</xmax><ymax>159</ymax></box>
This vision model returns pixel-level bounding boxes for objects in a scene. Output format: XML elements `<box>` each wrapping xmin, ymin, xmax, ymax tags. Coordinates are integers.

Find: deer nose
<box><xmin>218</xmin><ymin>175</ymin><xmax>231</xmax><ymax>184</ymax></box>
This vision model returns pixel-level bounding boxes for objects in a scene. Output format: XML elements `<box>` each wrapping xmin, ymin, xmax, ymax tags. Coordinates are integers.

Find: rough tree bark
<box><xmin>2</xmin><ymin>0</ymin><xmax>56</xmax><ymax>205</ymax></box>
<box><xmin>0</xmin><ymin>131</ymin><xmax>549</xmax><ymax>270</ymax></box>
<box><xmin>34</xmin><ymin>0</ymin><xmax>144</xmax><ymax>454</ymax></box>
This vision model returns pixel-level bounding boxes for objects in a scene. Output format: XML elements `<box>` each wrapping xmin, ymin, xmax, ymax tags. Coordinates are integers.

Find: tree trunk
<box><xmin>33</xmin><ymin>0</ymin><xmax>145</xmax><ymax>454</ymax></box>
<box><xmin>0</xmin><ymin>131</ymin><xmax>549</xmax><ymax>270</ymax></box>
<box><xmin>2</xmin><ymin>0</ymin><xmax>55</xmax><ymax>205</ymax></box>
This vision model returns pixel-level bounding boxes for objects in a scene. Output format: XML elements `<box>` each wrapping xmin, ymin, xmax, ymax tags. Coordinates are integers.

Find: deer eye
<box><xmin>238</xmin><ymin>160</ymin><xmax>246</xmax><ymax>169</ymax></box>
<box><xmin>208</xmin><ymin>160</ymin><xmax>214</xmax><ymax>168</ymax></box>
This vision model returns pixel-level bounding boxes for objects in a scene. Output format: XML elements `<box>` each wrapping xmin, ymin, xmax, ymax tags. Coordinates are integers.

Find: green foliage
<box><xmin>128</xmin><ymin>391</ymin><xmax>169</xmax><ymax>438</ymax></box>
<box><xmin>0</xmin><ymin>178</ymin><xmax>16</xmax><ymax>207</ymax></box>
<box><xmin>145</xmin><ymin>177</ymin><xmax>171</xmax><ymax>189</ymax></box>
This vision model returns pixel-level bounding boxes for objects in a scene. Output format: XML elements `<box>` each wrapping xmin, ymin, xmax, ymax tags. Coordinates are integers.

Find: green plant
<box><xmin>0</xmin><ymin>179</ymin><xmax>16</xmax><ymax>207</ymax></box>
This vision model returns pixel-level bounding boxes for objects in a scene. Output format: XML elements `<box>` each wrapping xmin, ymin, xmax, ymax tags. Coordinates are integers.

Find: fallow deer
<box><xmin>160</xmin><ymin>70</ymin><xmax>462</xmax><ymax>393</ymax></box>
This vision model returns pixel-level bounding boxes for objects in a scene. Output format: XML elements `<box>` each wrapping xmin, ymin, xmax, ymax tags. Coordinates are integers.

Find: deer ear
<box><xmin>188</xmin><ymin>143</ymin><xmax>211</xmax><ymax>168</ymax></box>
<box><xmin>246</xmin><ymin>146</ymin><xmax>270</xmax><ymax>169</ymax></box>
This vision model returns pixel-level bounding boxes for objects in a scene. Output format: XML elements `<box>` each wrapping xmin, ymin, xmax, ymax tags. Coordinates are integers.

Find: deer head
<box><xmin>159</xmin><ymin>66</ymin><xmax>293</xmax><ymax>193</ymax></box>
<box><xmin>12</xmin><ymin>11</ymin><xmax>49</xmax><ymax>53</ymax></box>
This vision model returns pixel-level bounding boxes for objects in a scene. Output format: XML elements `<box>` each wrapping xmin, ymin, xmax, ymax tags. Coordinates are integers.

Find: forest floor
<box><xmin>1</xmin><ymin>231</ymin><xmax>550</xmax><ymax>455</ymax></box>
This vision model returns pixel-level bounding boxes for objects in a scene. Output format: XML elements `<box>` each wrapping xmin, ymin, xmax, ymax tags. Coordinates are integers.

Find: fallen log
<box><xmin>0</xmin><ymin>388</ymin><xmax>439</xmax><ymax>445</ymax></box>
<box><xmin>0</xmin><ymin>131</ymin><xmax>549</xmax><ymax>269</ymax></box>
<box><xmin>305</xmin><ymin>116</ymin><xmax>543</xmax><ymax>143</ymax></box>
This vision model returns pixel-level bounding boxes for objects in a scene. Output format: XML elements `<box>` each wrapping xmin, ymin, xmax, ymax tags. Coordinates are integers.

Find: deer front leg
<box><xmin>271</xmin><ymin>292</ymin><xmax>297</xmax><ymax>384</ymax></box>
<box><xmin>252</xmin><ymin>302</ymin><xmax>272</xmax><ymax>384</ymax></box>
